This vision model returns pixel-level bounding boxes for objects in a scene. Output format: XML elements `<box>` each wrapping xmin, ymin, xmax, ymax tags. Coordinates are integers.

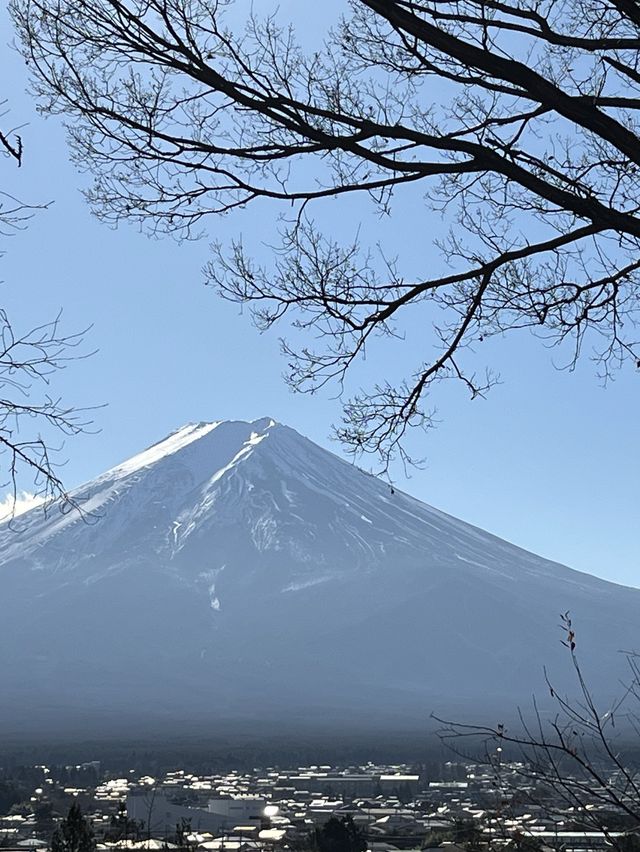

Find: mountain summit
<box><xmin>0</xmin><ymin>418</ymin><xmax>636</xmax><ymax>737</ymax></box>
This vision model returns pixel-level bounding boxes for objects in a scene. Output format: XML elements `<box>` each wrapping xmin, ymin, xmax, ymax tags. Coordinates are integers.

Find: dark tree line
<box><xmin>9</xmin><ymin>0</ymin><xmax>640</xmax><ymax>466</ymax></box>
<box><xmin>51</xmin><ymin>803</ymin><xmax>95</xmax><ymax>852</ymax></box>
<box><xmin>316</xmin><ymin>815</ymin><xmax>367</xmax><ymax>852</ymax></box>
<box><xmin>0</xmin><ymin>779</ymin><xmax>27</xmax><ymax>814</ymax></box>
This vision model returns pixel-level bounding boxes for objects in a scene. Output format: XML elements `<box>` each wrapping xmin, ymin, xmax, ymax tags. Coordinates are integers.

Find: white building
<box><xmin>127</xmin><ymin>788</ymin><xmax>266</xmax><ymax>836</ymax></box>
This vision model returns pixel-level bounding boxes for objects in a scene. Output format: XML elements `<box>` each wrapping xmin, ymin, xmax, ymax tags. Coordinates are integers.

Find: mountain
<box><xmin>0</xmin><ymin>417</ymin><xmax>637</xmax><ymax>738</ymax></box>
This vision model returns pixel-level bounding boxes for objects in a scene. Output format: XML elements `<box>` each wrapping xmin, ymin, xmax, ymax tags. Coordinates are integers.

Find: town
<box><xmin>0</xmin><ymin>756</ymin><xmax>633</xmax><ymax>852</ymax></box>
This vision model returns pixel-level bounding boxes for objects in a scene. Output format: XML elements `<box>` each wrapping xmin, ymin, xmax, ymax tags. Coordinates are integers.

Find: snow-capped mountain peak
<box><xmin>0</xmin><ymin>418</ymin><xmax>637</xmax><ymax>737</ymax></box>
<box><xmin>108</xmin><ymin>421</ymin><xmax>223</xmax><ymax>478</ymax></box>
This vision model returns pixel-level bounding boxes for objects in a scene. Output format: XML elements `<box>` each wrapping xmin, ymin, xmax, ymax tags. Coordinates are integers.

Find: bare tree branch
<box><xmin>0</xmin><ymin>98</ymin><xmax>94</xmax><ymax>521</ymax></box>
<box><xmin>10</xmin><ymin>0</ymin><xmax>640</xmax><ymax>467</ymax></box>
<box><xmin>435</xmin><ymin>618</ymin><xmax>640</xmax><ymax>851</ymax></box>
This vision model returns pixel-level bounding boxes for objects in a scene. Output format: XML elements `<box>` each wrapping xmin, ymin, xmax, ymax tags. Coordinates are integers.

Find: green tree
<box><xmin>51</xmin><ymin>803</ymin><xmax>96</xmax><ymax>852</ymax></box>
<box><xmin>34</xmin><ymin>801</ymin><xmax>55</xmax><ymax>838</ymax></box>
<box><xmin>316</xmin><ymin>816</ymin><xmax>366</xmax><ymax>852</ymax></box>
<box><xmin>0</xmin><ymin>781</ymin><xmax>25</xmax><ymax>814</ymax></box>
<box><xmin>106</xmin><ymin>801</ymin><xmax>140</xmax><ymax>843</ymax></box>
<box><xmin>175</xmin><ymin>818</ymin><xmax>195</xmax><ymax>852</ymax></box>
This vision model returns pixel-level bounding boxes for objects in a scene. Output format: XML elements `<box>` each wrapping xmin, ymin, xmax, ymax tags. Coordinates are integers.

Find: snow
<box><xmin>0</xmin><ymin>414</ymin><xmax>624</xmax><ymax>597</ymax></box>
<box><xmin>281</xmin><ymin>576</ymin><xmax>334</xmax><ymax>593</ymax></box>
<box><xmin>109</xmin><ymin>422</ymin><xmax>222</xmax><ymax>478</ymax></box>
<box><xmin>0</xmin><ymin>415</ymin><xmax>637</xmax><ymax>734</ymax></box>
<box><xmin>0</xmin><ymin>491</ymin><xmax>46</xmax><ymax>522</ymax></box>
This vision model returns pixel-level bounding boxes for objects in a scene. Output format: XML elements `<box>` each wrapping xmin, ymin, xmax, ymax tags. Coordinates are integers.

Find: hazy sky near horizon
<box><xmin>1</xmin><ymin>2</ymin><xmax>638</xmax><ymax>589</ymax></box>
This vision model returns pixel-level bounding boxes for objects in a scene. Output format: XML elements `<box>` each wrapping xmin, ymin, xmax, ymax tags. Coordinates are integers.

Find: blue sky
<box><xmin>1</xmin><ymin>3</ymin><xmax>638</xmax><ymax>588</ymax></box>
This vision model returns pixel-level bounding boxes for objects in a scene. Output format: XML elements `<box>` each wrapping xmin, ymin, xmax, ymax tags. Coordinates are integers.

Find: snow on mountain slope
<box><xmin>0</xmin><ymin>418</ymin><xmax>637</xmax><ymax>736</ymax></box>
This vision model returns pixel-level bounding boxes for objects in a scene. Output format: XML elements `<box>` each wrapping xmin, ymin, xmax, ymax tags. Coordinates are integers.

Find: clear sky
<box><xmin>1</xmin><ymin>2</ymin><xmax>638</xmax><ymax>589</ymax></box>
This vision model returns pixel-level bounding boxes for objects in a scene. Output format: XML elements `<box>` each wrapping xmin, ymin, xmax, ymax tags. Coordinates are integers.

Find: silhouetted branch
<box><xmin>0</xmin><ymin>99</ymin><xmax>94</xmax><ymax>521</ymax></box>
<box><xmin>0</xmin><ymin>99</ymin><xmax>23</xmax><ymax>166</ymax></box>
<box><xmin>435</xmin><ymin>616</ymin><xmax>640</xmax><ymax>850</ymax></box>
<box><xmin>11</xmin><ymin>0</ymin><xmax>640</xmax><ymax>466</ymax></box>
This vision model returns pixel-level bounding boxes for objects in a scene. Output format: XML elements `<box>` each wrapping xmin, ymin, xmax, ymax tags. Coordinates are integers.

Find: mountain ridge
<box><xmin>0</xmin><ymin>417</ymin><xmax>636</xmax><ymax>738</ymax></box>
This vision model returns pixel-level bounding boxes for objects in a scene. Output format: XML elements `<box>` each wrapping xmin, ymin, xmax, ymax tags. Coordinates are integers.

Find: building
<box><xmin>127</xmin><ymin>788</ymin><xmax>266</xmax><ymax>836</ymax></box>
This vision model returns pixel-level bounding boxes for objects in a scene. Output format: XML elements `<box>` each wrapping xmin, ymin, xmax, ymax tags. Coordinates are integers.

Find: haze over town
<box><xmin>2</xmin><ymin>3</ymin><xmax>640</xmax><ymax>852</ymax></box>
